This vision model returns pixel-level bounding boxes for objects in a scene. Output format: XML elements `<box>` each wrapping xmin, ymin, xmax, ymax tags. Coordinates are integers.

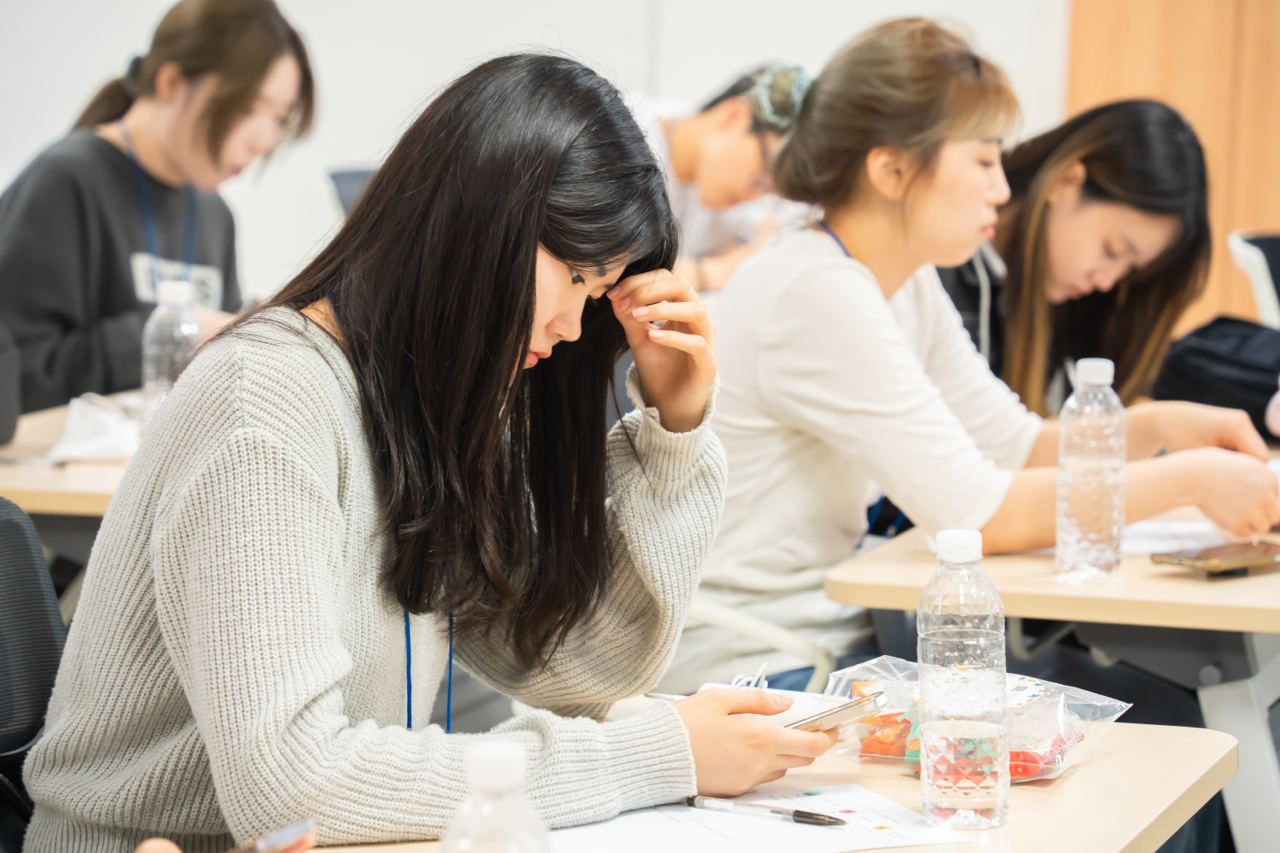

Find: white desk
<box><xmin>320</xmin><ymin>723</ymin><xmax>1236</xmax><ymax>853</ymax></box>
<box><xmin>826</xmin><ymin>517</ymin><xmax>1280</xmax><ymax>853</ymax></box>
<box><xmin>0</xmin><ymin>401</ymin><xmax>125</xmax><ymax>564</ymax></box>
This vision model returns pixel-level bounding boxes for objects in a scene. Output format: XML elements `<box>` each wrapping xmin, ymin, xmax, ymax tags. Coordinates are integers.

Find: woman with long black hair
<box><xmin>22</xmin><ymin>54</ymin><xmax>833</xmax><ymax>852</ymax></box>
<box><xmin>939</xmin><ymin>99</ymin><xmax>1210</xmax><ymax>415</ymax></box>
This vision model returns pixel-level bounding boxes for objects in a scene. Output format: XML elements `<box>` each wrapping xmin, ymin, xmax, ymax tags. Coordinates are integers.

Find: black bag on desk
<box><xmin>1152</xmin><ymin>316</ymin><xmax>1280</xmax><ymax>437</ymax></box>
<box><xmin>0</xmin><ymin>322</ymin><xmax>17</xmax><ymax>444</ymax></box>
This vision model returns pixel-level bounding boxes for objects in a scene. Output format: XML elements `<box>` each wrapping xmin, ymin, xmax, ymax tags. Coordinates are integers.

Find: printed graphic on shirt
<box><xmin>131</xmin><ymin>252</ymin><xmax>224</xmax><ymax>308</ymax></box>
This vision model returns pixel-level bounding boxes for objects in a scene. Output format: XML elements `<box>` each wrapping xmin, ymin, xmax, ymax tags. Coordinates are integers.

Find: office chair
<box><xmin>687</xmin><ymin>598</ymin><xmax>837</xmax><ymax>692</ymax></box>
<box><xmin>1229</xmin><ymin>230</ymin><xmax>1280</xmax><ymax>329</ymax></box>
<box><xmin>0</xmin><ymin>498</ymin><xmax>67</xmax><ymax>832</ymax></box>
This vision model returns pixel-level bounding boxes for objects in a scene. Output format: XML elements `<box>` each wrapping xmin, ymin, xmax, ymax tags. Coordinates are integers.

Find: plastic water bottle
<box><xmin>441</xmin><ymin>742</ymin><xmax>550</xmax><ymax>853</ymax></box>
<box><xmin>142</xmin><ymin>280</ymin><xmax>200</xmax><ymax>428</ymax></box>
<box><xmin>1056</xmin><ymin>357</ymin><xmax>1126</xmax><ymax>580</ymax></box>
<box><xmin>917</xmin><ymin>529</ymin><xmax>1009</xmax><ymax>830</ymax></box>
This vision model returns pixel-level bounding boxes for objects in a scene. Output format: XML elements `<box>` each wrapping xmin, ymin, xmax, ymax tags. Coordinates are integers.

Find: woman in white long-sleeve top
<box><xmin>665</xmin><ymin>16</ymin><xmax>1277</xmax><ymax>692</ymax></box>
<box><xmin>22</xmin><ymin>54</ymin><xmax>837</xmax><ymax>853</ymax></box>
<box><xmin>664</xmin><ymin>20</ymin><xmax>1264</xmax><ymax>853</ymax></box>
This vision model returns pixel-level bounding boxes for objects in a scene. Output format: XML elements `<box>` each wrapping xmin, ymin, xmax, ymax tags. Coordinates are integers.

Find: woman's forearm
<box><xmin>982</xmin><ymin>455</ymin><xmax>1194</xmax><ymax>554</ymax></box>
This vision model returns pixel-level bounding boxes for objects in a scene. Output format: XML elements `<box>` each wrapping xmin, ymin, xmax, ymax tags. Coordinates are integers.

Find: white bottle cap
<box><xmin>1075</xmin><ymin>358</ymin><xmax>1115</xmax><ymax>387</ymax></box>
<box><xmin>936</xmin><ymin>529</ymin><xmax>982</xmax><ymax>563</ymax></box>
<box><xmin>156</xmin><ymin>279</ymin><xmax>195</xmax><ymax>307</ymax></box>
<box><xmin>464</xmin><ymin>741</ymin><xmax>525</xmax><ymax>791</ymax></box>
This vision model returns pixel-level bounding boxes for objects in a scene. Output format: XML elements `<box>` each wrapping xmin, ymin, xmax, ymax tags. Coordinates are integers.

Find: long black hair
<box><xmin>247</xmin><ymin>54</ymin><xmax>677</xmax><ymax>667</ymax></box>
<box><xmin>996</xmin><ymin>99</ymin><xmax>1209</xmax><ymax>413</ymax></box>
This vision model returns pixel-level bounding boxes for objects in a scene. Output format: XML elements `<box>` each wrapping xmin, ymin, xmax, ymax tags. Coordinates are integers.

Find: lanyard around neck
<box><xmin>404</xmin><ymin>609</ymin><xmax>454</xmax><ymax>733</ymax></box>
<box><xmin>816</xmin><ymin>219</ymin><xmax>853</xmax><ymax>259</ymax></box>
<box><xmin>116</xmin><ymin>119</ymin><xmax>199</xmax><ymax>293</ymax></box>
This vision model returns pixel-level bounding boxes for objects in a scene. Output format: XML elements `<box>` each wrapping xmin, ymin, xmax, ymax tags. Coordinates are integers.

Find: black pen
<box><xmin>685</xmin><ymin>795</ymin><xmax>846</xmax><ymax>827</ymax></box>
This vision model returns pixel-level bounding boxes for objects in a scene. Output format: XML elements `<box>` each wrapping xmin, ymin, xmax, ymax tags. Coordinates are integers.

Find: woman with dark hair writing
<box><xmin>939</xmin><ymin>99</ymin><xmax>1210</xmax><ymax>415</ymax></box>
<box><xmin>23</xmin><ymin>53</ymin><xmax>833</xmax><ymax>851</ymax></box>
<box><xmin>0</xmin><ymin>0</ymin><xmax>315</xmax><ymax>412</ymax></box>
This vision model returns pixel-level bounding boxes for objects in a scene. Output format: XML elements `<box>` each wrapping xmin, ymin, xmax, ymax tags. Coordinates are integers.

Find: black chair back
<box><xmin>0</xmin><ymin>322</ymin><xmax>18</xmax><ymax>443</ymax></box>
<box><xmin>0</xmin><ymin>498</ymin><xmax>66</xmax><ymax>825</ymax></box>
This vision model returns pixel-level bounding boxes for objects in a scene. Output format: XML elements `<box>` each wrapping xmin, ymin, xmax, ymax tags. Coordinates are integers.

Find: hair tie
<box><xmin>122</xmin><ymin>55</ymin><xmax>144</xmax><ymax>97</ymax></box>
<box><xmin>753</xmin><ymin>65</ymin><xmax>812</xmax><ymax>133</ymax></box>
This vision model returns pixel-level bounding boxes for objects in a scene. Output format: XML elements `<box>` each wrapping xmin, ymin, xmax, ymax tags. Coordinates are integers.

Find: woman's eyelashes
<box><xmin>571</xmin><ymin>267</ymin><xmax>615</xmax><ymax>302</ymax></box>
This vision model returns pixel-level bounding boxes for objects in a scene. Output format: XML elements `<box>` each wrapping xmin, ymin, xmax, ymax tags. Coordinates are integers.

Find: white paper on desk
<box><xmin>550</xmin><ymin>782</ymin><xmax>968</xmax><ymax>853</ymax></box>
<box><xmin>1121</xmin><ymin>520</ymin><xmax>1226</xmax><ymax>556</ymax></box>
<box><xmin>45</xmin><ymin>393</ymin><xmax>141</xmax><ymax>463</ymax></box>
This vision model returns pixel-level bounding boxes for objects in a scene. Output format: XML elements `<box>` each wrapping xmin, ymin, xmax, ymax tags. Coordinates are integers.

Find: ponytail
<box><xmin>74</xmin><ymin>56</ymin><xmax>144</xmax><ymax>128</ymax></box>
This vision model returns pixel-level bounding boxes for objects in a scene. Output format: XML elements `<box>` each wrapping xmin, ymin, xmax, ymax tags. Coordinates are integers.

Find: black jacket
<box><xmin>936</xmin><ymin>242</ymin><xmax>1007</xmax><ymax>377</ymax></box>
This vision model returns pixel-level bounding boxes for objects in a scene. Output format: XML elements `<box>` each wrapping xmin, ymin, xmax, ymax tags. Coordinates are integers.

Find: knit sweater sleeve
<box><xmin>151</xmin><ymin>420</ymin><xmax>701</xmax><ymax>846</ymax></box>
<box><xmin>457</xmin><ymin>371</ymin><xmax>727</xmax><ymax>719</ymax></box>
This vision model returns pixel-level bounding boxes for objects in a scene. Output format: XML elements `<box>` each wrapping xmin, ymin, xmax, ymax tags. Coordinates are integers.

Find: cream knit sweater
<box><xmin>22</xmin><ymin>309</ymin><xmax>726</xmax><ymax>852</ymax></box>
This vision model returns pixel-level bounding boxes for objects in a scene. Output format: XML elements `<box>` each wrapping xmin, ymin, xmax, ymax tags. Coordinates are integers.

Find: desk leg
<box><xmin>1196</xmin><ymin>633</ymin><xmax>1280</xmax><ymax>853</ymax></box>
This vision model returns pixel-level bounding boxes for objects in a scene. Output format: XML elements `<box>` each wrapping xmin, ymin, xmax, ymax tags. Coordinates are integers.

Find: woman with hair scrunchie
<box><xmin>628</xmin><ymin>63</ymin><xmax>814</xmax><ymax>294</ymax></box>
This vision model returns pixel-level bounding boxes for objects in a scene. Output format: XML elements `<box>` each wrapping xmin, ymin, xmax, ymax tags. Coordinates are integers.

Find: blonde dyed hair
<box><xmin>774</xmin><ymin>17</ymin><xmax>1019</xmax><ymax>209</ymax></box>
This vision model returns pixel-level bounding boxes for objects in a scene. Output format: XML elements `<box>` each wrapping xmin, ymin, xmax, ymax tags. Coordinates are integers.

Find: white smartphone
<box><xmin>785</xmin><ymin>691</ymin><xmax>883</xmax><ymax>732</ymax></box>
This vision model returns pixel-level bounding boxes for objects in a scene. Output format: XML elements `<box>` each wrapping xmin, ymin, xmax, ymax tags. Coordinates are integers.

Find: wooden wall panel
<box><xmin>1229</xmin><ymin>0</ymin><xmax>1280</xmax><ymax>242</ymax></box>
<box><xmin>1066</xmin><ymin>0</ymin><xmax>1275</xmax><ymax>334</ymax></box>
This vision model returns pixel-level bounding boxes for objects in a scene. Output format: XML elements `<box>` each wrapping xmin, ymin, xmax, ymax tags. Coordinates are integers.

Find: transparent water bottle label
<box><xmin>921</xmin><ymin>719</ymin><xmax>1010</xmax><ymax>828</ymax></box>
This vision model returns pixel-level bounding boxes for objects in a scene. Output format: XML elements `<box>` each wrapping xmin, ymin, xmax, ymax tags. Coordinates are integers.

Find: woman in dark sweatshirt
<box><xmin>0</xmin><ymin>0</ymin><xmax>314</xmax><ymax>412</ymax></box>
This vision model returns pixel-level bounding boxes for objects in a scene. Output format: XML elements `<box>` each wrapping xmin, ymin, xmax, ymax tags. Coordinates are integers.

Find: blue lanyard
<box><xmin>116</xmin><ymin>120</ymin><xmax>199</xmax><ymax>294</ymax></box>
<box><xmin>816</xmin><ymin>219</ymin><xmax>852</xmax><ymax>259</ymax></box>
<box><xmin>404</xmin><ymin>609</ymin><xmax>453</xmax><ymax>733</ymax></box>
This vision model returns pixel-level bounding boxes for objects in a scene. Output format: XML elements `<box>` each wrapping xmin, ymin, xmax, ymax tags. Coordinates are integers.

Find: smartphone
<box><xmin>1151</xmin><ymin>539</ymin><xmax>1280</xmax><ymax>575</ymax></box>
<box><xmin>785</xmin><ymin>691</ymin><xmax>883</xmax><ymax>732</ymax></box>
<box><xmin>226</xmin><ymin>819</ymin><xmax>314</xmax><ymax>853</ymax></box>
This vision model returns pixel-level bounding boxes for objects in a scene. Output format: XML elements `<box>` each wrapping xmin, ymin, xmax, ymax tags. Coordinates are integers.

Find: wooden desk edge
<box><xmin>0</xmin><ymin>489</ymin><xmax>113</xmax><ymax>517</ymax></box>
<box><xmin>825</xmin><ymin>567</ymin><xmax>1280</xmax><ymax>634</ymax></box>
<box><xmin>315</xmin><ymin>726</ymin><xmax>1239</xmax><ymax>853</ymax></box>
<box><xmin>1127</xmin><ymin>729</ymin><xmax>1238</xmax><ymax>853</ymax></box>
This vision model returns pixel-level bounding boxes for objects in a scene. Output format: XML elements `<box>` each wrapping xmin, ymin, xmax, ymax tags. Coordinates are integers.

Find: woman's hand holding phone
<box><xmin>675</xmin><ymin>689</ymin><xmax>838</xmax><ymax>797</ymax></box>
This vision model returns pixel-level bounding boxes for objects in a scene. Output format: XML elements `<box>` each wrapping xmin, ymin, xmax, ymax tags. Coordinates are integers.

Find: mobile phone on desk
<box><xmin>1151</xmin><ymin>539</ymin><xmax>1280</xmax><ymax>576</ymax></box>
<box><xmin>226</xmin><ymin>819</ymin><xmax>314</xmax><ymax>853</ymax></box>
<box><xmin>785</xmin><ymin>691</ymin><xmax>883</xmax><ymax>732</ymax></box>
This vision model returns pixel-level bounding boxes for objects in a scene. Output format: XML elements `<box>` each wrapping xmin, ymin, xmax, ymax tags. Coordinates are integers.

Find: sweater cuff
<box><xmin>602</xmin><ymin>701</ymin><xmax>697</xmax><ymax>811</ymax></box>
<box><xmin>619</xmin><ymin>365</ymin><xmax>718</xmax><ymax>482</ymax></box>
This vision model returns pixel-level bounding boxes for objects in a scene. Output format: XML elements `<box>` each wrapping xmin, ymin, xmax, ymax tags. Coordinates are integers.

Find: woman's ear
<box><xmin>1047</xmin><ymin>160</ymin><xmax>1087</xmax><ymax>206</ymax></box>
<box><xmin>710</xmin><ymin>96</ymin><xmax>754</xmax><ymax>133</ymax></box>
<box><xmin>864</xmin><ymin>146</ymin><xmax>913</xmax><ymax>202</ymax></box>
<box><xmin>152</xmin><ymin>61</ymin><xmax>187</xmax><ymax>102</ymax></box>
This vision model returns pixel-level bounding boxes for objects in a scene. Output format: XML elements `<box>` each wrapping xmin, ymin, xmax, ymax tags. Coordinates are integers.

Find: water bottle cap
<box><xmin>464</xmin><ymin>741</ymin><xmax>525</xmax><ymax>790</ymax></box>
<box><xmin>1075</xmin><ymin>358</ymin><xmax>1114</xmax><ymax>387</ymax></box>
<box><xmin>936</xmin><ymin>529</ymin><xmax>982</xmax><ymax>563</ymax></box>
<box><xmin>156</xmin><ymin>280</ymin><xmax>195</xmax><ymax>307</ymax></box>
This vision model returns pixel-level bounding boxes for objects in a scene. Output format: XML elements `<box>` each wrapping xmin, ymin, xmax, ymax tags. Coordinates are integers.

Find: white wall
<box><xmin>1</xmin><ymin>0</ymin><xmax>1070</xmax><ymax>301</ymax></box>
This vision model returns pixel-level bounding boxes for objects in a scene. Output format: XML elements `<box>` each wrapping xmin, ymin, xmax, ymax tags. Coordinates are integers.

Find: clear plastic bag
<box><xmin>824</xmin><ymin>655</ymin><xmax>1131</xmax><ymax>782</ymax></box>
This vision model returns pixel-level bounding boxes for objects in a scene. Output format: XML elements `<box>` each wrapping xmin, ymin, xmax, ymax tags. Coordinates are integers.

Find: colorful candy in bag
<box><xmin>826</xmin><ymin>655</ymin><xmax>1130</xmax><ymax>783</ymax></box>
